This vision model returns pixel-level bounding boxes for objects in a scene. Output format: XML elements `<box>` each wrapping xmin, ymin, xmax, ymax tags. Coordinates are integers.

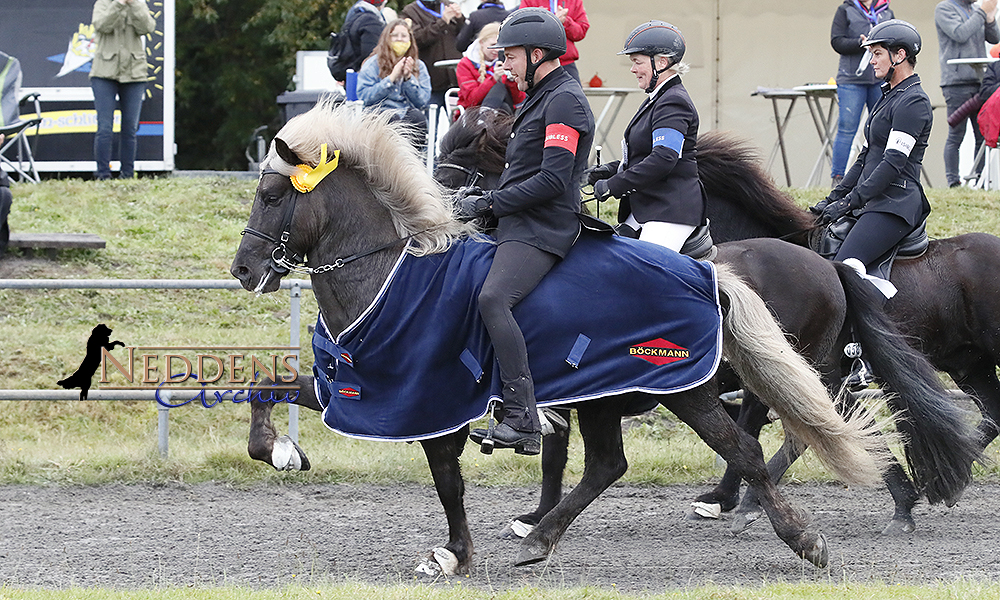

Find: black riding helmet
<box><xmin>619</xmin><ymin>21</ymin><xmax>686</xmax><ymax>93</ymax></box>
<box><xmin>862</xmin><ymin>19</ymin><xmax>921</xmax><ymax>83</ymax></box>
<box><xmin>491</xmin><ymin>7</ymin><xmax>566</xmax><ymax>88</ymax></box>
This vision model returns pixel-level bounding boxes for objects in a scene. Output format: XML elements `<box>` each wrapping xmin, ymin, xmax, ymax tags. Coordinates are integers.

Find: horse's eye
<box><xmin>261</xmin><ymin>194</ymin><xmax>281</xmax><ymax>206</ymax></box>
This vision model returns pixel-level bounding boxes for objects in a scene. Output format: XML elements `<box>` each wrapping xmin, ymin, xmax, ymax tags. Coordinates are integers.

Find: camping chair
<box><xmin>0</xmin><ymin>51</ymin><xmax>42</xmax><ymax>183</ymax></box>
<box><xmin>444</xmin><ymin>87</ymin><xmax>463</xmax><ymax>123</ymax></box>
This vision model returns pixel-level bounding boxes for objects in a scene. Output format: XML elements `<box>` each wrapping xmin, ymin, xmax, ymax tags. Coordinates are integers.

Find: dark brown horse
<box><xmin>433</xmin><ymin>109</ymin><xmax>983</xmax><ymax>536</ymax></box>
<box><xmin>231</xmin><ymin>101</ymin><xmax>890</xmax><ymax>574</ymax></box>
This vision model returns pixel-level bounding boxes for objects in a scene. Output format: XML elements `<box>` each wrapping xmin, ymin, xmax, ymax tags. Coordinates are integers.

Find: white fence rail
<box><xmin>0</xmin><ymin>278</ymin><xmax>313</xmax><ymax>458</ymax></box>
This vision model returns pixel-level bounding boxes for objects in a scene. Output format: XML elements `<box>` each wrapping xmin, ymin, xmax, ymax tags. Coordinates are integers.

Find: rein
<box><xmin>435</xmin><ymin>162</ymin><xmax>483</xmax><ymax>188</ymax></box>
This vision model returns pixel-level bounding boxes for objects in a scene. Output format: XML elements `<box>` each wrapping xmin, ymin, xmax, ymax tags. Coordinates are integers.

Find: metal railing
<box><xmin>0</xmin><ymin>278</ymin><xmax>313</xmax><ymax>457</ymax></box>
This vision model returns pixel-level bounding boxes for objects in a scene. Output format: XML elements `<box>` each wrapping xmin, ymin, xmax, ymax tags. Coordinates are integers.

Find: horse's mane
<box><xmin>437</xmin><ymin>106</ymin><xmax>513</xmax><ymax>175</ymax></box>
<box><xmin>698</xmin><ymin>130</ymin><xmax>814</xmax><ymax>235</ymax></box>
<box><xmin>265</xmin><ymin>98</ymin><xmax>476</xmax><ymax>256</ymax></box>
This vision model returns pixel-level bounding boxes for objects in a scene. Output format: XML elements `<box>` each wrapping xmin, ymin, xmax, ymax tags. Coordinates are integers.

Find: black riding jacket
<box><xmin>492</xmin><ymin>67</ymin><xmax>595</xmax><ymax>258</ymax></box>
<box><xmin>832</xmin><ymin>73</ymin><xmax>932</xmax><ymax>227</ymax></box>
<box><xmin>605</xmin><ymin>75</ymin><xmax>705</xmax><ymax>227</ymax></box>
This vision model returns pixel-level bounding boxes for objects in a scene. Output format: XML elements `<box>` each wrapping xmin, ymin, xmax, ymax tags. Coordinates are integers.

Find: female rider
<box><xmin>586</xmin><ymin>21</ymin><xmax>706</xmax><ymax>253</ymax></box>
<box><xmin>810</xmin><ymin>19</ymin><xmax>932</xmax><ymax>286</ymax></box>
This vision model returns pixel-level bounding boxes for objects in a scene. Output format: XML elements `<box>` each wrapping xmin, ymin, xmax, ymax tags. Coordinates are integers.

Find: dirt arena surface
<box><xmin>0</xmin><ymin>481</ymin><xmax>998</xmax><ymax>591</ymax></box>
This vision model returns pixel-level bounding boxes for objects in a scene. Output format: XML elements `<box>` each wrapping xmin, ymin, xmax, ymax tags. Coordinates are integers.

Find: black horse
<box><xmin>433</xmin><ymin>108</ymin><xmax>983</xmax><ymax>536</ymax></box>
<box><xmin>231</xmin><ymin>101</ymin><xmax>890</xmax><ymax>574</ymax></box>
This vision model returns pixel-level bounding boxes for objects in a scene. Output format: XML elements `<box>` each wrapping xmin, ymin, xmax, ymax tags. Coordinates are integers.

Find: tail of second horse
<box><xmin>835</xmin><ymin>262</ymin><xmax>982</xmax><ymax>505</ymax></box>
<box><xmin>715</xmin><ymin>263</ymin><xmax>887</xmax><ymax>486</ymax></box>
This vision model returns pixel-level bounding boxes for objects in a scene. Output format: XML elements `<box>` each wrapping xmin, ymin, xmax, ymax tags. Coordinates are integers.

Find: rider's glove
<box><xmin>455</xmin><ymin>186</ymin><xmax>493</xmax><ymax>221</ymax></box>
<box><xmin>593</xmin><ymin>179</ymin><xmax>611</xmax><ymax>202</ymax></box>
<box><xmin>584</xmin><ymin>162</ymin><xmax>617</xmax><ymax>186</ymax></box>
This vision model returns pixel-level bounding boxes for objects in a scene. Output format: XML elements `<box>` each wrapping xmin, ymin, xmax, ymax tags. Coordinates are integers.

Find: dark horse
<box><xmin>434</xmin><ymin>107</ymin><xmax>983</xmax><ymax>537</ymax></box>
<box><xmin>231</xmin><ymin>100</ymin><xmax>890</xmax><ymax>574</ymax></box>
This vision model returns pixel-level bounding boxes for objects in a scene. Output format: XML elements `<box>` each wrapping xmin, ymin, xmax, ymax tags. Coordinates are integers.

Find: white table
<box><xmin>793</xmin><ymin>84</ymin><xmax>838</xmax><ymax>187</ymax></box>
<box><xmin>582</xmin><ymin>87</ymin><xmax>644</xmax><ymax>161</ymax></box>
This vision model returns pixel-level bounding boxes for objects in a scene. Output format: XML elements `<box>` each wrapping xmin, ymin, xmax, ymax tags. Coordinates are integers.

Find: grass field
<box><xmin>2</xmin><ymin>177</ymin><xmax>1000</xmax><ymax>597</ymax></box>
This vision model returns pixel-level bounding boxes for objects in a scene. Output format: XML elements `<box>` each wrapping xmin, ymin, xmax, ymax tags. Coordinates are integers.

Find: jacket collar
<box><xmin>624</xmin><ymin>76</ymin><xmax>682</xmax><ymax>136</ymax></box>
<box><xmin>513</xmin><ymin>66</ymin><xmax>570</xmax><ymax>124</ymax></box>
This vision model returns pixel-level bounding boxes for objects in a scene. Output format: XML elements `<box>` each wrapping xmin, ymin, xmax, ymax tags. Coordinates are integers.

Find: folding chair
<box><xmin>0</xmin><ymin>51</ymin><xmax>42</xmax><ymax>183</ymax></box>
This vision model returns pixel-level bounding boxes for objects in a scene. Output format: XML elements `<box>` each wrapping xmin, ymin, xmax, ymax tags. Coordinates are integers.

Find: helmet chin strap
<box><xmin>881</xmin><ymin>50</ymin><xmax>907</xmax><ymax>90</ymax></box>
<box><xmin>524</xmin><ymin>46</ymin><xmax>561</xmax><ymax>88</ymax></box>
<box><xmin>645</xmin><ymin>56</ymin><xmax>672</xmax><ymax>94</ymax></box>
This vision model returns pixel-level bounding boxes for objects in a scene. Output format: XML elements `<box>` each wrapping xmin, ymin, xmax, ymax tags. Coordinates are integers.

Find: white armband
<box><xmin>886</xmin><ymin>130</ymin><xmax>916</xmax><ymax>156</ymax></box>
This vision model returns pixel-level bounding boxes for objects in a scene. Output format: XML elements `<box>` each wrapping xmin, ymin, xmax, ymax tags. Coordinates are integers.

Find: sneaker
<box><xmin>843</xmin><ymin>358</ymin><xmax>875</xmax><ymax>392</ymax></box>
<box><xmin>470</xmin><ymin>422</ymin><xmax>541</xmax><ymax>455</ymax></box>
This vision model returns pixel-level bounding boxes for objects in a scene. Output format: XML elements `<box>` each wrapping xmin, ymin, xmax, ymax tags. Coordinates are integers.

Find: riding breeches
<box><xmin>478</xmin><ymin>240</ymin><xmax>556</xmax><ymax>432</ymax></box>
<box><xmin>834</xmin><ymin>210</ymin><xmax>912</xmax><ymax>269</ymax></box>
<box><xmin>622</xmin><ymin>214</ymin><xmax>696</xmax><ymax>253</ymax></box>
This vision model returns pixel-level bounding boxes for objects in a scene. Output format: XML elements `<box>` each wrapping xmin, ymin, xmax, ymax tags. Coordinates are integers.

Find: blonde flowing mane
<box><xmin>264</xmin><ymin>98</ymin><xmax>476</xmax><ymax>256</ymax></box>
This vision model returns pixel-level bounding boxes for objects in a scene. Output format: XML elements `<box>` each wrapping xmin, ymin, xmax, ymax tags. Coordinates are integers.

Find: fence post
<box><xmin>157</xmin><ymin>392</ymin><xmax>170</xmax><ymax>458</ymax></box>
<box><xmin>288</xmin><ymin>280</ymin><xmax>302</xmax><ymax>443</ymax></box>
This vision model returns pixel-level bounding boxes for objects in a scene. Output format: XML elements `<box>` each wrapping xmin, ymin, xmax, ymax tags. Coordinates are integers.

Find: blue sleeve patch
<box><xmin>652</xmin><ymin>127</ymin><xmax>684</xmax><ymax>154</ymax></box>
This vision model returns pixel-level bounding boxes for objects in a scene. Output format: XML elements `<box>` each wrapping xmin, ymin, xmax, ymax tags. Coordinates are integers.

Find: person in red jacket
<box><xmin>456</xmin><ymin>22</ymin><xmax>525</xmax><ymax>113</ymax></box>
<box><xmin>515</xmin><ymin>0</ymin><xmax>589</xmax><ymax>82</ymax></box>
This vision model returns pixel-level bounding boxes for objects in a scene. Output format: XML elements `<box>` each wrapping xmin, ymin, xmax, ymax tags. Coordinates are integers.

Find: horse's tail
<box><xmin>835</xmin><ymin>262</ymin><xmax>982</xmax><ymax>505</ymax></box>
<box><xmin>715</xmin><ymin>263</ymin><xmax>886</xmax><ymax>486</ymax></box>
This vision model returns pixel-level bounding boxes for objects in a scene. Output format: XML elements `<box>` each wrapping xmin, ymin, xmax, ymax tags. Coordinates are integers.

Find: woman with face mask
<box><xmin>357</xmin><ymin>19</ymin><xmax>433</xmax><ymax>145</ymax></box>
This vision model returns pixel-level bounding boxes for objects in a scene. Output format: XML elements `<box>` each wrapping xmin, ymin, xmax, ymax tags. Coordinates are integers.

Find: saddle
<box><xmin>811</xmin><ymin>216</ymin><xmax>929</xmax><ymax>280</ymax></box>
<box><xmin>611</xmin><ymin>218</ymin><xmax>716</xmax><ymax>261</ymax></box>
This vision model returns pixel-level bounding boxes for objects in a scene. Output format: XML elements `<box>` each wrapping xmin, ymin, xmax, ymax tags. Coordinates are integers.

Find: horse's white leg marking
<box><xmin>510</xmin><ymin>519</ymin><xmax>535</xmax><ymax>538</ymax></box>
<box><xmin>415</xmin><ymin>547</ymin><xmax>459</xmax><ymax>576</ymax></box>
<box><xmin>271</xmin><ymin>435</ymin><xmax>303</xmax><ymax>471</ymax></box>
<box><xmin>689</xmin><ymin>501</ymin><xmax>722</xmax><ymax>519</ymax></box>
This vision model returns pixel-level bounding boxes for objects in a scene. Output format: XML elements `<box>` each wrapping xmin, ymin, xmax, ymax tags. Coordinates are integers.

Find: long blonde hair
<box><xmin>375</xmin><ymin>19</ymin><xmax>421</xmax><ymax>79</ymax></box>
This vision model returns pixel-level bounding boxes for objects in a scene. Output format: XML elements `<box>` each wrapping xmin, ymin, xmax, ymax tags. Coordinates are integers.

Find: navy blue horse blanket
<box><xmin>312</xmin><ymin>232</ymin><xmax>722</xmax><ymax>441</ymax></box>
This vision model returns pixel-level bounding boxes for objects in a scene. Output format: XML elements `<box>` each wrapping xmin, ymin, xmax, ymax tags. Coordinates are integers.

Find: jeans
<box><xmin>91</xmin><ymin>77</ymin><xmax>146</xmax><ymax>179</ymax></box>
<box><xmin>832</xmin><ymin>83</ymin><xmax>883</xmax><ymax>178</ymax></box>
<box><xmin>943</xmin><ymin>83</ymin><xmax>984</xmax><ymax>187</ymax></box>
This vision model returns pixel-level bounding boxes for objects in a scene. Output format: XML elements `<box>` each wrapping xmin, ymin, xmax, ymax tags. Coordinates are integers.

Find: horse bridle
<box><xmin>240</xmin><ymin>169</ymin><xmax>416</xmax><ymax>276</ymax></box>
<box><xmin>435</xmin><ymin>162</ymin><xmax>483</xmax><ymax>188</ymax></box>
<box><xmin>240</xmin><ymin>165</ymin><xmax>442</xmax><ymax>275</ymax></box>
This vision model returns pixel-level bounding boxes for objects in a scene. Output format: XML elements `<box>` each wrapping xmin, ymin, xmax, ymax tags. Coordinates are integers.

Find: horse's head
<box><xmin>232</xmin><ymin>99</ymin><xmax>476</xmax><ymax>297</ymax></box>
<box><xmin>434</xmin><ymin>106</ymin><xmax>512</xmax><ymax>191</ymax></box>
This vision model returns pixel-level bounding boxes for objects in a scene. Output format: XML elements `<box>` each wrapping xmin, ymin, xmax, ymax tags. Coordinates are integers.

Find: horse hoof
<box><xmin>881</xmin><ymin>518</ymin><xmax>916</xmax><ymax>536</ymax></box>
<box><xmin>415</xmin><ymin>547</ymin><xmax>461</xmax><ymax>577</ymax></box>
<box><xmin>500</xmin><ymin>519</ymin><xmax>534</xmax><ymax>539</ymax></box>
<box><xmin>686</xmin><ymin>501</ymin><xmax>722</xmax><ymax>520</ymax></box>
<box><xmin>729</xmin><ymin>510</ymin><xmax>762</xmax><ymax>534</ymax></box>
<box><xmin>799</xmin><ymin>533</ymin><xmax>829</xmax><ymax>568</ymax></box>
<box><xmin>271</xmin><ymin>435</ymin><xmax>311</xmax><ymax>471</ymax></box>
<box><xmin>514</xmin><ymin>540</ymin><xmax>550</xmax><ymax>566</ymax></box>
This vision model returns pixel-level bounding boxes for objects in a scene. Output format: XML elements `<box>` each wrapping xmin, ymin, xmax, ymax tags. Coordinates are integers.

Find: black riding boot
<box><xmin>470</xmin><ymin>375</ymin><xmax>541</xmax><ymax>455</ymax></box>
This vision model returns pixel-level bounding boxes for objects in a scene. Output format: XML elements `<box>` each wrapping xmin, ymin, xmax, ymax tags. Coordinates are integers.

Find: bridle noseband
<box><xmin>435</xmin><ymin>162</ymin><xmax>483</xmax><ymax>188</ymax></box>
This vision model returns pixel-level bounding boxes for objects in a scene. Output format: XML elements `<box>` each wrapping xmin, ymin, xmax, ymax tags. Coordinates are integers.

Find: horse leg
<box><xmin>247</xmin><ymin>375</ymin><xmax>320</xmax><ymax>471</ymax></box>
<box><xmin>418</xmin><ymin>427</ymin><xmax>474</xmax><ymax>575</ymax></box>
<box><xmin>505</xmin><ymin>407</ymin><xmax>572</xmax><ymax>538</ymax></box>
<box><xmin>515</xmin><ymin>399</ymin><xmax>627</xmax><ymax>566</ymax></box>
<box><xmin>669</xmin><ymin>387</ymin><xmax>828</xmax><ymax>567</ymax></box>
<box><xmin>690</xmin><ymin>391</ymin><xmax>772</xmax><ymax>518</ymax></box>
<box><xmin>952</xmin><ymin>360</ymin><xmax>1000</xmax><ymax>449</ymax></box>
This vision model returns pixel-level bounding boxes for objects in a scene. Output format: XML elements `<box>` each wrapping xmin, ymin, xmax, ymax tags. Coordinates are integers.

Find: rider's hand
<box><xmin>819</xmin><ymin>197</ymin><xmax>856</xmax><ymax>224</ymax></box>
<box><xmin>584</xmin><ymin>163</ymin><xmax>616</xmax><ymax>186</ymax></box>
<box><xmin>593</xmin><ymin>179</ymin><xmax>611</xmax><ymax>202</ymax></box>
<box><xmin>455</xmin><ymin>186</ymin><xmax>493</xmax><ymax>220</ymax></box>
<box><xmin>808</xmin><ymin>197</ymin><xmax>832</xmax><ymax>216</ymax></box>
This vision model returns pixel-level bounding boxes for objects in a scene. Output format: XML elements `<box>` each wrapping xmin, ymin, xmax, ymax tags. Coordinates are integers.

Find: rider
<box><xmin>809</xmin><ymin>19</ymin><xmax>932</xmax><ymax>387</ymax></box>
<box><xmin>586</xmin><ymin>21</ymin><xmax>706</xmax><ymax>253</ymax></box>
<box><xmin>456</xmin><ymin>7</ymin><xmax>595</xmax><ymax>455</ymax></box>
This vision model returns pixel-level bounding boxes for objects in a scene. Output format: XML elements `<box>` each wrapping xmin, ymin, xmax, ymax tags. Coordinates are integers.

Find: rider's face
<box><xmin>629</xmin><ymin>54</ymin><xmax>670</xmax><ymax>90</ymax></box>
<box><xmin>502</xmin><ymin>46</ymin><xmax>529</xmax><ymax>91</ymax></box>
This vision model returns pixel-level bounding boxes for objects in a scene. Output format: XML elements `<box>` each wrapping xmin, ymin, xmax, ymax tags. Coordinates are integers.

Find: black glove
<box><xmin>455</xmin><ymin>186</ymin><xmax>493</xmax><ymax>221</ymax></box>
<box><xmin>593</xmin><ymin>179</ymin><xmax>611</xmax><ymax>202</ymax></box>
<box><xmin>808</xmin><ymin>197</ymin><xmax>832</xmax><ymax>216</ymax></box>
<box><xmin>584</xmin><ymin>163</ymin><xmax>616</xmax><ymax>186</ymax></box>
<box><xmin>819</xmin><ymin>196</ymin><xmax>856</xmax><ymax>224</ymax></box>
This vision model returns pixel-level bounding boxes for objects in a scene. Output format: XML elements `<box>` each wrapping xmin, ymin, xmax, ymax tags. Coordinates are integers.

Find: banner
<box><xmin>0</xmin><ymin>0</ymin><xmax>174</xmax><ymax>173</ymax></box>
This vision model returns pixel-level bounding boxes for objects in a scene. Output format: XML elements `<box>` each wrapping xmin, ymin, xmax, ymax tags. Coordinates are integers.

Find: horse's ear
<box><xmin>274</xmin><ymin>137</ymin><xmax>302</xmax><ymax>166</ymax></box>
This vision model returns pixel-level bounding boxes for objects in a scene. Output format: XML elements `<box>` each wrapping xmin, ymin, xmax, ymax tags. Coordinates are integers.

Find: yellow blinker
<box><xmin>290</xmin><ymin>143</ymin><xmax>341</xmax><ymax>193</ymax></box>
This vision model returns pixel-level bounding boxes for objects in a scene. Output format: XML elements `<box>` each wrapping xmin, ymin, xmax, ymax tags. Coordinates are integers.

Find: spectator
<box><xmin>935</xmin><ymin>0</ymin><xmax>1000</xmax><ymax>187</ymax></box>
<box><xmin>830</xmin><ymin>0</ymin><xmax>894</xmax><ymax>188</ymax></box>
<box><xmin>357</xmin><ymin>19</ymin><xmax>432</xmax><ymax>145</ymax></box>
<box><xmin>456</xmin><ymin>1</ymin><xmax>509</xmax><ymax>52</ymax></box>
<box><xmin>514</xmin><ymin>0</ymin><xmax>589</xmax><ymax>82</ymax></box>
<box><xmin>456</xmin><ymin>22</ymin><xmax>525</xmax><ymax>113</ymax></box>
<box><xmin>90</xmin><ymin>0</ymin><xmax>156</xmax><ymax>180</ymax></box>
<box><xmin>336</xmin><ymin>0</ymin><xmax>389</xmax><ymax>79</ymax></box>
<box><xmin>401</xmin><ymin>0</ymin><xmax>466</xmax><ymax>108</ymax></box>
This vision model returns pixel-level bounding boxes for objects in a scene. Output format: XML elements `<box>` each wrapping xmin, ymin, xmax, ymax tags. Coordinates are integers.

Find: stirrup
<box><xmin>844</xmin><ymin>358</ymin><xmax>875</xmax><ymax>392</ymax></box>
<box><xmin>480</xmin><ymin>398</ymin><xmax>498</xmax><ymax>455</ymax></box>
